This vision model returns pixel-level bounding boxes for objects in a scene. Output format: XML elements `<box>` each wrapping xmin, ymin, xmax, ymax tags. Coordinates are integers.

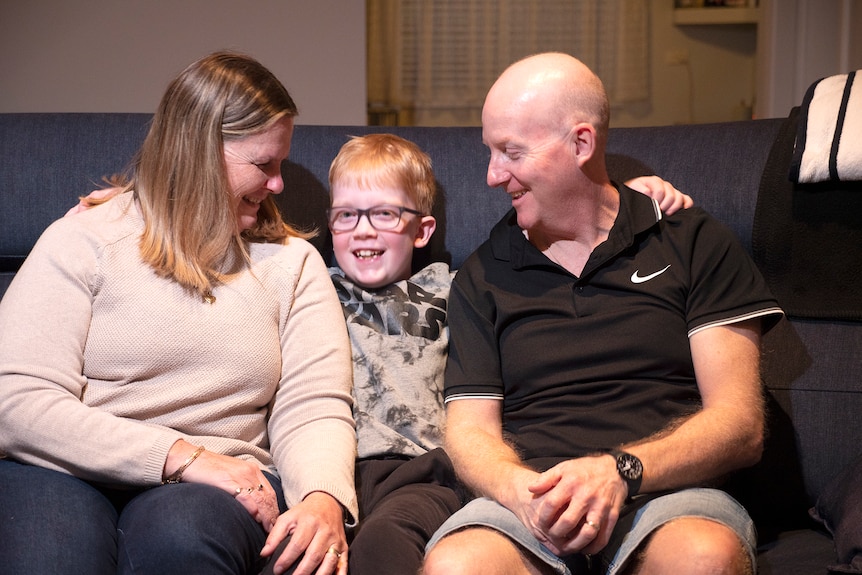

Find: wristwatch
<box><xmin>609</xmin><ymin>450</ymin><xmax>643</xmax><ymax>497</ymax></box>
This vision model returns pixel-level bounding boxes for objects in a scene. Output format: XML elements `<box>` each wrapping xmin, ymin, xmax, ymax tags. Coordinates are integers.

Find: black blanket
<box><xmin>752</xmin><ymin>106</ymin><xmax>862</xmax><ymax>321</ymax></box>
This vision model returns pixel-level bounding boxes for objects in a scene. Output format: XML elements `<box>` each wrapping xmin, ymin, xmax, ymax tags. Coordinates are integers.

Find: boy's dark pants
<box><xmin>350</xmin><ymin>447</ymin><xmax>465</xmax><ymax>575</ymax></box>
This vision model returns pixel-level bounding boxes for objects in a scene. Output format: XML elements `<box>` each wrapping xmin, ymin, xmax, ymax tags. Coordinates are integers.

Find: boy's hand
<box><xmin>625</xmin><ymin>175</ymin><xmax>693</xmax><ymax>216</ymax></box>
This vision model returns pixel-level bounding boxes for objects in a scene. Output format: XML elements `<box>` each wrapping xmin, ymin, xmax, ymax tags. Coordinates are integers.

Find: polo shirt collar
<box><xmin>489</xmin><ymin>184</ymin><xmax>662</xmax><ymax>276</ymax></box>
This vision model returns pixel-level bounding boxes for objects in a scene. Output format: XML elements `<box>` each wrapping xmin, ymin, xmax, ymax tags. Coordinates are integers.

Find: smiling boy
<box><xmin>325</xmin><ymin>134</ymin><xmax>460</xmax><ymax>575</ymax></box>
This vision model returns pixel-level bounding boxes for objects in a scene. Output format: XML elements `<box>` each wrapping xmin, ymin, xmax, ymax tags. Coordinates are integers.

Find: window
<box><xmin>368</xmin><ymin>0</ymin><xmax>650</xmax><ymax>126</ymax></box>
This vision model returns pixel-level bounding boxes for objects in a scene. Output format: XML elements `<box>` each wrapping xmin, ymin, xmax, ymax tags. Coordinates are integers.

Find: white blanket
<box><xmin>790</xmin><ymin>70</ymin><xmax>862</xmax><ymax>183</ymax></box>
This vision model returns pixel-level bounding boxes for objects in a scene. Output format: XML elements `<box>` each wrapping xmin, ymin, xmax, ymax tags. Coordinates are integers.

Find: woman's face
<box><xmin>223</xmin><ymin>116</ymin><xmax>294</xmax><ymax>231</ymax></box>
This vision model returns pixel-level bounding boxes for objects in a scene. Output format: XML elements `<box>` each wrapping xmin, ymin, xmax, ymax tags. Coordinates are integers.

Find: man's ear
<box><xmin>571</xmin><ymin>123</ymin><xmax>597</xmax><ymax>165</ymax></box>
<box><xmin>413</xmin><ymin>215</ymin><xmax>437</xmax><ymax>248</ymax></box>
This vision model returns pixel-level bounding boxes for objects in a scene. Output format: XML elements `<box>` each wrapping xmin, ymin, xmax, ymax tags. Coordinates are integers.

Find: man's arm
<box><xmin>444</xmin><ymin>398</ymin><xmax>537</xmax><ymax>508</ymax></box>
<box><xmin>445</xmin><ymin>398</ymin><xmax>566</xmax><ymax>541</ymax></box>
<box><xmin>624</xmin><ymin>318</ymin><xmax>765</xmax><ymax>491</ymax></box>
<box><xmin>528</xmin><ymin>319</ymin><xmax>765</xmax><ymax>556</ymax></box>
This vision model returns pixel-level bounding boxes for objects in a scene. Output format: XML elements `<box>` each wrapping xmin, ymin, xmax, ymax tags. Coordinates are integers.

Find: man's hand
<box><xmin>524</xmin><ymin>455</ymin><xmax>628</xmax><ymax>556</ymax></box>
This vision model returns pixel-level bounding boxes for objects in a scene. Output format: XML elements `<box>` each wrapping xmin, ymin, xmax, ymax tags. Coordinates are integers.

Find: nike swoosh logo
<box><xmin>631</xmin><ymin>265</ymin><xmax>671</xmax><ymax>284</ymax></box>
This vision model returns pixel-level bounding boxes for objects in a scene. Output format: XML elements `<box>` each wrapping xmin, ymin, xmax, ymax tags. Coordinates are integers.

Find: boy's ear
<box><xmin>413</xmin><ymin>215</ymin><xmax>437</xmax><ymax>248</ymax></box>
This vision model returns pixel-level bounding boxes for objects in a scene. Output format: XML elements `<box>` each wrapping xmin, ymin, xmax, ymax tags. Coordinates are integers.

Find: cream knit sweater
<box><xmin>0</xmin><ymin>193</ymin><xmax>358</xmax><ymax>519</ymax></box>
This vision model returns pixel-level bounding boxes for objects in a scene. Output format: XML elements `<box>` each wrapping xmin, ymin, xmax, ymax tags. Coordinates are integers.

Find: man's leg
<box><xmin>603</xmin><ymin>489</ymin><xmax>757</xmax><ymax>575</ymax></box>
<box><xmin>622</xmin><ymin>517</ymin><xmax>754</xmax><ymax>575</ymax></box>
<box><xmin>423</xmin><ymin>498</ymin><xmax>587</xmax><ymax>575</ymax></box>
<box><xmin>424</xmin><ymin>526</ymin><xmax>555</xmax><ymax>575</ymax></box>
<box><xmin>424</xmin><ymin>490</ymin><xmax>755</xmax><ymax>575</ymax></box>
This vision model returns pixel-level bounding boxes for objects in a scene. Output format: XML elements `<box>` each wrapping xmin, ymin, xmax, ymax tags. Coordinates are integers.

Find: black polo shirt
<box><xmin>444</xmin><ymin>186</ymin><xmax>783</xmax><ymax>472</ymax></box>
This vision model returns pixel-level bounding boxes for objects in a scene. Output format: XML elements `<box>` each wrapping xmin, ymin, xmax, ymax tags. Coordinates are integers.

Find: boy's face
<box><xmin>330</xmin><ymin>182</ymin><xmax>435</xmax><ymax>289</ymax></box>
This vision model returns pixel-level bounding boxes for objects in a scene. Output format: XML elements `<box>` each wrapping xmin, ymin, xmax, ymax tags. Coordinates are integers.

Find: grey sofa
<box><xmin>1</xmin><ymin>113</ymin><xmax>860</xmax><ymax>574</ymax></box>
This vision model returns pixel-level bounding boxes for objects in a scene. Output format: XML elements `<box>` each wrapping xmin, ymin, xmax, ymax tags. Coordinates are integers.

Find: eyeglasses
<box><xmin>326</xmin><ymin>204</ymin><xmax>424</xmax><ymax>232</ymax></box>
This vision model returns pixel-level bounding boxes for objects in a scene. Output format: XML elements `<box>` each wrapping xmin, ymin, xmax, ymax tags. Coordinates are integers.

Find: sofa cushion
<box><xmin>811</xmin><ymin>453</ymin><xmax>862</xmax><ymax>573</ymax></box>
<box><xmin>757</xmin><ymin>528</ymin><xmax>835</xmax><ymax>575</ymax></box>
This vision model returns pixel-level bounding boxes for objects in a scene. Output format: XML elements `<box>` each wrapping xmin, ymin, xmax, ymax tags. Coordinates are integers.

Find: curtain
<box><xmin>367</xmin><ymin>0</ymin><xmax>650</xmax><ymax>126</ymax></box>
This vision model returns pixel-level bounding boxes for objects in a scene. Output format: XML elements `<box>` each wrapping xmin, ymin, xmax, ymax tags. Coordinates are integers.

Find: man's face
<box><xmin>482</xmin><ymin>88</ymin><xmax>578</xmax><ymax>236</ymax></box>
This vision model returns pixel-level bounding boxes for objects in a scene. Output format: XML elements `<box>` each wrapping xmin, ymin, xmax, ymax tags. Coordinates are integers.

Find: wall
<box><xmin>3</xmin><ymin>1</ymin><xmax>858</xmax><ymax>128</ymax></box>
<box><xmin>616</xmin><ymin>0</ymin><xmax>862</xmax><ymax>127</ymax></box>
<box><xmin>0</xmin><ymin>0</ymin><xmax>366</xmax><ymax>125</ymax></box>
<box><xmin>614</xmin><ymin>0</ymin><xmax>758</xmax><ymax>127</ymax></box>
<box><xmin>756</xmin><ymin>0</ymin><xmax>862</xmax><ymax>120</ymax></box>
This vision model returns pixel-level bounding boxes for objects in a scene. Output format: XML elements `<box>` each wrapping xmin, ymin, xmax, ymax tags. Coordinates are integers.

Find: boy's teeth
<box><xmin>356</xmin><ymin>250</ymin><xmax>382</xmax><ymax>258</ymax></box>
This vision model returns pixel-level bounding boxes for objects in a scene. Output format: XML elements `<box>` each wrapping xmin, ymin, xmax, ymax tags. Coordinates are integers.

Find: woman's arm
<box><xmin>261</xmin><ymin>242</ymin><xmax>356</xmax><ymax>575</ymax></box>
<box><xmin>0</xmin><ymin>214</ymin><xmax>182</xmax><ymax>482</ymax></box>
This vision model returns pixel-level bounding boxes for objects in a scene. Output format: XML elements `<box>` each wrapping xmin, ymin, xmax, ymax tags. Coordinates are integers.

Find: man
<box><xmin>422</xmin><ymin>53</ymin><xmax>783</xmax><ymax>575</ymax></box>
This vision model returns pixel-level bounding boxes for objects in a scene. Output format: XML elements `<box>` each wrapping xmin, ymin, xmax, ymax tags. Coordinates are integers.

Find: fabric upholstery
<box><xmin>1</xmin><ymin>113</ymin><xmax>859</xmax><ymax>573</ymax></box>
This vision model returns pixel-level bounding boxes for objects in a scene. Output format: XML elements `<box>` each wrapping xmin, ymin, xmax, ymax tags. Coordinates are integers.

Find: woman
<box><xmin>0</xmin><ymin>52</ymin><xmax>356</xmax><ymax>575</ymax></box>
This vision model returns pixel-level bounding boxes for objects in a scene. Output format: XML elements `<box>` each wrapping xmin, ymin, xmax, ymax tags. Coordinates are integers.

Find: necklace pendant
<box><xmin>203</xmin><ymin>291</ymin><xmax>216</xmax><ymax>304</ymax></box>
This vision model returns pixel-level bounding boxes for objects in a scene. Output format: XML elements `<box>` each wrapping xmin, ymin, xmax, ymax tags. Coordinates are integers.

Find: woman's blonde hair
<box><xmin>125</xmin><ymin>51</ymin><xmax>305</xmax><ymax>297</ymax></box>
<box><xmin>328</xmin><ymin>133</ymin><xmax>436</xmax><ymax>215</ymax></box>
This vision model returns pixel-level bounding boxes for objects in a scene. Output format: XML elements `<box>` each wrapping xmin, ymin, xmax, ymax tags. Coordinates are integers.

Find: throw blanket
<box><xmin>752</xmin><ymin>106</ymin><xmax>862</xmax><ymax>321</ymax></box>
<box><xmin>791</xmin><ymin>70</ymin><xmax>862</xmax><ymax>183</ymax></box>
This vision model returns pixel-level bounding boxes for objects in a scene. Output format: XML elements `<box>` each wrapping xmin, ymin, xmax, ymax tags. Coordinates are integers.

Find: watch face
<box><xmin>617</xmin><ymin>453</ymin><xmax>643</xmax><ymax>480</ymax></box>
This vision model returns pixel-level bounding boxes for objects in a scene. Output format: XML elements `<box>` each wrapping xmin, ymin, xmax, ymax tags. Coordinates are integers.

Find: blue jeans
<box><xmin>0</xmin><ymin>459</ymin><xmax>287</xmax><ymax>575</ymax></box>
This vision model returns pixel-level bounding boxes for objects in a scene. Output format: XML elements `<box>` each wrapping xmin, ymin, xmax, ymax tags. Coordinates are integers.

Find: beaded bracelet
<box><xmin>162</xmin><ymin>445</ymin><xmax>205</xmax><ymax>484</ymax></box>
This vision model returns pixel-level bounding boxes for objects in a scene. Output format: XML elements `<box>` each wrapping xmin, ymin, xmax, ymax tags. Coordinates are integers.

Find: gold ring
<box><xmin>586</xmin><ymin>519</ymin><xmax>599</xmax><ymax>530</ymax></box>
<box><xmin>327</xmin><ymin>544</ymin><xmax>342</xmax><ymax>558</ymax></box>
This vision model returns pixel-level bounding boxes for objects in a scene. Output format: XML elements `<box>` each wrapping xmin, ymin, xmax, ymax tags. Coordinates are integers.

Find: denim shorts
<box><xmin>425</xmin><ymin>488</ymin><xmax>756</xmax><ymax>575</ymax></box>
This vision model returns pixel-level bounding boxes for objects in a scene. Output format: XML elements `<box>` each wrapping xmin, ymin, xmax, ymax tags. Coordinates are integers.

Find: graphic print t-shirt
<box><xmin>330</xmin><ymin>262</ymin><xmax>452</xmax><ymax>459</ymax></box>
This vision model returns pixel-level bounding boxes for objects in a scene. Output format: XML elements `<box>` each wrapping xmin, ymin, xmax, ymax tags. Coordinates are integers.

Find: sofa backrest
<box><xmin>0</xmin><ymin>114</ymin><xmax>152</xmax><ymax>295</ymax></box>
<box><xmin>0</xmin><ymin>114</ymin><xmax>782</xmax><ymax>275</ymax></box>
<box><xmin>1</xmin><ymin>113</ymin><xmax>860</xmax><ymax>538</ymax></box>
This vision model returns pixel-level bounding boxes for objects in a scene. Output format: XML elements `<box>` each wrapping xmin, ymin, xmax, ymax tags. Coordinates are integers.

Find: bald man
<box><xmin>422</xmin><ymin>53</ymin><xmax>783</xmax><ymax>575</ymax></box>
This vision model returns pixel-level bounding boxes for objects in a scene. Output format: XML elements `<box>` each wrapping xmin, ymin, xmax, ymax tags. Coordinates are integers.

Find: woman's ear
<box><xmin>413</xmin><ymin>215</ymin><xmax>437</xmax><ymax>248</ymax></box>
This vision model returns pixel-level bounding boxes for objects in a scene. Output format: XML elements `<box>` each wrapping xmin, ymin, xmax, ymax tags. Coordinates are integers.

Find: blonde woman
<box><xmin>0</xmin><ymin>52</ymin><xmax>356</xmax><ymax>575</ymax></box>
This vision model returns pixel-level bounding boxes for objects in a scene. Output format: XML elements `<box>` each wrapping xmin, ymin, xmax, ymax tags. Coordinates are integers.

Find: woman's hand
<box><xmin>625</xmin><ymin>175</ymin><xmax>693</xmax><ymax>216</ymax></box>
<box><xmin>165</xmin><ymin>440</ymin><xmax>281</xmax><ymax>531</ymax></box>
<box><xmin>261</xmin><ymin>491</ymin><xmax>348</xmax><ymax>575</ymax></box>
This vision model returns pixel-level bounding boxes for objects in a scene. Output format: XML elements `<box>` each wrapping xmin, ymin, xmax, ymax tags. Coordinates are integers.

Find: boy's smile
<box><xmin>329</xmin><ymin>184</ymin><xmax>435</xmax><ymax>289</ymax></box>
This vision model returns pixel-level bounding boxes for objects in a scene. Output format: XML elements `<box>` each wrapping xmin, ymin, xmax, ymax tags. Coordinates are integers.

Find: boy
<box><xmin>325</xmin><ymin>134</ymin><xmax>459</xmax><ymax>575</ymax></box>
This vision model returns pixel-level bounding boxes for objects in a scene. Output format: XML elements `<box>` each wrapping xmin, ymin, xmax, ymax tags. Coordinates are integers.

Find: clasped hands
<box><xmin>513</xmin><ymin>454</ymin><xmax>628</xmax><ymax>557</ymax></box>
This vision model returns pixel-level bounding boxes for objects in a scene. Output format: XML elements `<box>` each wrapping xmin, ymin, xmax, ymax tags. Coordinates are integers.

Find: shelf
<box><xmin>673</xmin><ymin>7</ymin><xmax>759</xmax><ymax>25</ymax></box>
